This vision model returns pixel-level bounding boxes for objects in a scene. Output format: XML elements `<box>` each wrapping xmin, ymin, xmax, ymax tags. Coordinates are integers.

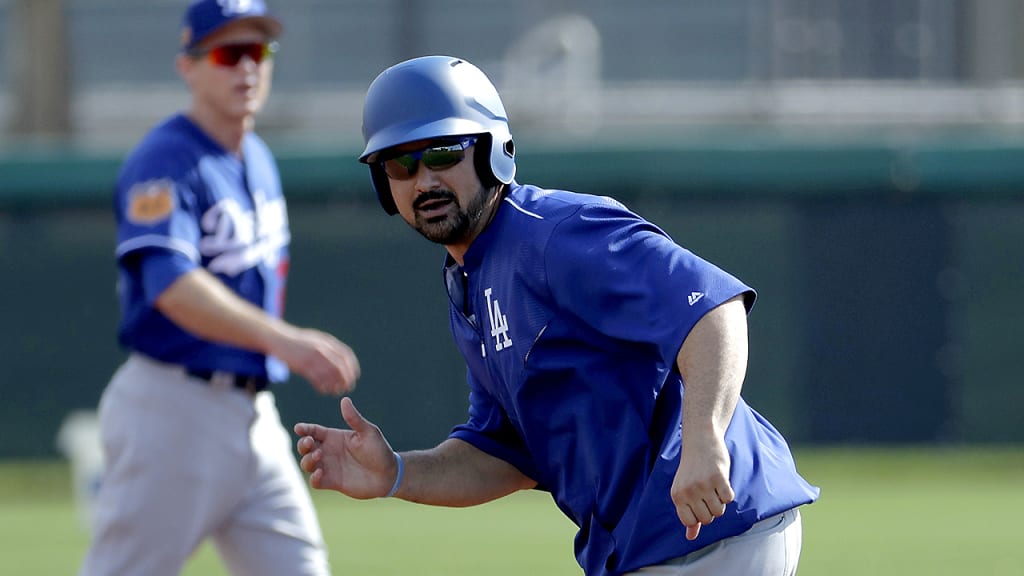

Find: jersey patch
<box><xmin>126</xmin><ymin>179</ymin><xmax>175</xmax><ymax>225</ymax></box>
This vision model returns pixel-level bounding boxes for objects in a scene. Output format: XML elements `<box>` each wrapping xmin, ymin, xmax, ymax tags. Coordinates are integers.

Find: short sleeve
<box><xmin>545</xmin><ymin>201</ymin><xmax>754</xmax><ymax>368</ymax></box>
<box><xmin>114</xmin><ymin>155</ymin><xmax>202</xmax><ymax>264</ymax></box>
<box><xmin>137</xmin><ymin>249</ymin><xmax>200</xmax><ymax>304</ymax></box>
<box><xmin>449</xmin><ymin>371</ymin><xmax>542</xmax><ymax>484</ymax></box>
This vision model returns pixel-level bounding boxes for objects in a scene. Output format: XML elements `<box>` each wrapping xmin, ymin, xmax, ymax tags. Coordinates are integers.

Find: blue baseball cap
<box><xmin>180</xmin><ymin>0</ymin><xmax>283</xmax><ymax>51</ymax></box>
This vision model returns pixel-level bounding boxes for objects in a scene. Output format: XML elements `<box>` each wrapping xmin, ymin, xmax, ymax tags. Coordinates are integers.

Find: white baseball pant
<box><xmin>625</xmin><ymin>508</ymin><xmax>803</xmax><ymax>575</ymax></box>
<box><xmin>79</xmin><ymin>354</ymin><xmax>330</xmax><ymax>576</ymax></box>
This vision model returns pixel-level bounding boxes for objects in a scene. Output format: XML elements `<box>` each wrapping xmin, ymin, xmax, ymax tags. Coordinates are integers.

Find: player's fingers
<box><xmin>310</xmin><ymin>468</ymin><xmax>324</xmax><ymax>489</ymax></box>
<box><xmin>690</xmin><ymin>499</ymin><xmax>716</xmax><ymax>525</ymax></box>
<box><xmin>685</xmin><ymin>523</ymin><xmax>702</xmax><ymax>541</ymax></box>
<box><xmin>319</xmin><ymin>357</ymin><xmax>357</xmax><ymax>396</ymax></box>
<box><xmin>677</xmin><ymin>502</ymin><xmax>699</xmax><ymax>530</ymax></box>
<box><xmin>339</xmin><ymin>397</ymin><xmax>369</xmax><ymax>431</ymax></box>
<box><xmin>322</xmin><ymin>375</ymin><xmax>348</xmax><ymax>396</ymax></box>
<box><xmin>336</xmin><ymin>358</ymin><xmax>358</xmax><ymax>394</ymax></box>
<box><xmin>339</xmin><ymin>343</ymin><xmax>361</xmax><ymax>381</ymax></box>
<box><xmin>337</xmin><ymin>353</ymin><xmax>360</xmax><ymax>394</ymax></box>
<box><xmin>298</xmin><ymin>449</ymin><xmax>319</xmax><ymax>473</ymax></box>
<box><xmin>296</xmin><ymin>435</ymin><xmax>313</xmax><ymax>456</ymax></box>
<box><xmin>708</xmin><ymin>497</ymin><xmax>727</xmax><ymax>518</ymax></box>
<box><xmin>309</xmin><ymin>373</ymin><xmax>338</xmax><ymax>396</ymax></box>
<box><xmin>294</xmin><ymin>422</ymin><xmax>329</xmax><ymax>441</ymax></box>
<box><xmin>716</xmin><ymin>484</ymin><xmax>735</xmax><ymax>506</ymax></box>
<box><xmin>323</xmin><ymin>341</ymin><xmax>359</xmax><ymax>391</ymax></box>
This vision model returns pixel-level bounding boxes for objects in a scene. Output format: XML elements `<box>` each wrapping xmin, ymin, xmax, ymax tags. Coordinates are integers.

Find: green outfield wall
<box><xmin>2</xmin><ymin>129</ymin><xmax>1022</xmax><ymax>457</ymax></box>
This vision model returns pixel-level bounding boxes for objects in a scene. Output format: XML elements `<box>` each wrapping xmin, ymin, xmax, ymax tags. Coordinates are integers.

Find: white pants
<box><xmin>79</xmin><ymin>354</ymin><xmax>330</xmax><ymax>576</ymax></box>
<box><xmin>626</xmin><ymin>508</ymin><xmax>803</xmax><ymax>576</ymax></box>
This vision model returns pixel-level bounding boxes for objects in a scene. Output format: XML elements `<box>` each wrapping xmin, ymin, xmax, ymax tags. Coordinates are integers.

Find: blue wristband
<box><xmin>385</xmin><ymin>451</ymin><xmax>404</xmax><ymax>498</ymax></box>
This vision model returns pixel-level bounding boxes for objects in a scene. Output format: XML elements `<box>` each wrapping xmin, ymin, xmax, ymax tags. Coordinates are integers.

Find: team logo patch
<box><xmin>126</xmin><ymin>179</ymin><xmax>175</xmax><ymax>225</ymax></box>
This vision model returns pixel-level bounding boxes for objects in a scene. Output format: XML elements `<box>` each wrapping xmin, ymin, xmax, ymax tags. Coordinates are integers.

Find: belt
<box><xmin>186</xmin><ymin>369</ymin><xmax>270</xmax><ymax>394</ymax></box>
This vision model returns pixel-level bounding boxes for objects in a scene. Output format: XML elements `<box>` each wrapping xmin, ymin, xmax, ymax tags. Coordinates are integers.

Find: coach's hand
<box><xmin>295</xmin><ymin>397</ymin><xmax>399</xmax><ymax>498</ymax></box>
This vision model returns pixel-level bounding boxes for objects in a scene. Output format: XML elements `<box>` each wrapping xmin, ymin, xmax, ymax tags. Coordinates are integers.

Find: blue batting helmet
<box><xmin>359</xmin><ymin>55</ymin><xmax>516</xmax><ymax>215</ymax></box>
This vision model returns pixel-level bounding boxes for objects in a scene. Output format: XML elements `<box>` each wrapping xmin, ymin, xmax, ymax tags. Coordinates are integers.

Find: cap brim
<box><xmin>240</xmin><ymin>15</ymin><xmax>283</xmax><ymax>39</ymax></box>
<box><xmin>187</xmin><ymin>14</ymin><xmax>283</xmax><ymax>50</ymax></box>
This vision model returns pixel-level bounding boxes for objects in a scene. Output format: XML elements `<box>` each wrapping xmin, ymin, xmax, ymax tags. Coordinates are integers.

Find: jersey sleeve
<box><xmin>114</xmin><ymin>148</ymin><xmax>203</xmax><ymax>292</ymax></box>
<box><xmin>449</xmin><ymin>371</ymin><xmax>542</xmax><ymax>484</ymax></box>
<box><xmin>138</xmin><ymin>250</ymin><xmax>199</xmax><ymax>305</ymax></box>
<box><xmin>545</xmin><ymin>200</ymin><xmax>755</xmax><ymax>370</ymax></box>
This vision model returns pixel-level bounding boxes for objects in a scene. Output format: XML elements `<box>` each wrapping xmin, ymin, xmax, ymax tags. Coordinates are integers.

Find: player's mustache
<box><xmin>413</xmin><ymin>190</ymin><xmax>456</xmax><ymax>210</ymax></box>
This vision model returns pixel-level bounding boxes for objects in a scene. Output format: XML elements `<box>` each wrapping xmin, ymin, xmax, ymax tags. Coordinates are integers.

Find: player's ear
<box><xmin>176</xmin><ymin>53</ymin><xmax>196</xmax><ymax>85</ymax></box>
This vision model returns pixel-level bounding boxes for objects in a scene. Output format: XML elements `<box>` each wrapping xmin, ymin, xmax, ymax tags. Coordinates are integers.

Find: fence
<box><xmin>2</xmin><ymin>129</ymin><xmax>1022</xmax><ymax>458</ymax></box>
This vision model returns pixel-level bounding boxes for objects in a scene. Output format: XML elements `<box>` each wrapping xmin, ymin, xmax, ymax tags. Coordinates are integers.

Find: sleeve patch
<box><xmin>127</xmin><ymin>179</ymin><xmax>176</xmax><ymax>224</ymax></box>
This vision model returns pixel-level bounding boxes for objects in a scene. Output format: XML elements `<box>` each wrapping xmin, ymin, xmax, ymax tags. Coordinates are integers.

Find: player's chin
<box><xmin>244</xmin><ymin>97</ymin><xmax>267</xmax><ymax>114</ymax></box>
<box><xmin>225</xmin><ymin>97</ymin><xmax>263</xmax><ymax>119</ymax></box>
<box><xmin>415</xmin><ymin>213</ymin><xmax>467</xmax><ymax>243</ymax></box>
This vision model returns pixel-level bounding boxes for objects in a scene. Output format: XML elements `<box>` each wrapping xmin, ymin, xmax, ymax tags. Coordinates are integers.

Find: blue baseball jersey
<box><xmin>447</xmin><ymin>183</ymin><xmax>819</xmax><ymax>576</ymax></box>
<box><xmin>114</xmin><ymin>114</ymin><xmax>290</xmax><ymax>381</ymax></box>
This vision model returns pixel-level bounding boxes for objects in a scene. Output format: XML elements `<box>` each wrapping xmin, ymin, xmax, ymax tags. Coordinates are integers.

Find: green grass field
<box><xmin>2</xmin><ymin>446</ymin><xmax>1022</xmax><ymax>575</ymax></box>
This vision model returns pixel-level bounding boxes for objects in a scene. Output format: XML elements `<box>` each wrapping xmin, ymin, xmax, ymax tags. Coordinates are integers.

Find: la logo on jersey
<box><xmin>688</xmin><ymin>291</ymin><xmax>705</xmax><ymax>306</ymax></box>
<box><xmin>484</xmin><ymin>288</ymin><xmax>513</xmax><ymax>353</ymax></box>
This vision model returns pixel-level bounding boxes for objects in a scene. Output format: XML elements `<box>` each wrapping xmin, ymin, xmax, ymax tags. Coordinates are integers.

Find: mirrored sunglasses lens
<box><xmin>208</xmin><ymin>43</ymin><xmax>271</xmax><ymax>66</ymax></box>
<box><xmin>421</xmin><ymin>147</ymin><xmax>465</xmax><ymax>170</ymax></box>
<box><xmin>380</xmin><ymin>139</ymin><xmax>472</xmax><ymax>180</ymax></box>
<box><xmin>382</xmin><ymin>154</ymin><xmax>418</xmax><ymax>180</ymax></box>
<box><xmin>208</xmin><ymin>45</ymin><xmax>244</xmax><ymax>66</ymax></box>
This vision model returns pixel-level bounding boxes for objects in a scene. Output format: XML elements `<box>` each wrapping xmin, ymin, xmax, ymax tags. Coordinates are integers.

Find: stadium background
<box><xmin>1</xmin><ymin>2</ymin><xmax>1022</xmax><ymax>468</ymax></box>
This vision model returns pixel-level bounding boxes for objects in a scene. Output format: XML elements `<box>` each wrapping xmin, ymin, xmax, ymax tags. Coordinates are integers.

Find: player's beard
<box><xmin>412</xmin><ymin>185</ymin><xmax>493</xmax><ymax>245</ymax></box>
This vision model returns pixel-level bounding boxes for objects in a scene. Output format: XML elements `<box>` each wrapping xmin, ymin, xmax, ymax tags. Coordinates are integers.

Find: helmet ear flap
<box><xmin>369</xmin><ymin>163</ymin><xmax>399</xmax><ymax>215</ymax></box>
<box><xmin>472</xmin><ymin>133</ymin><xmax>500</xmax><ymax>188</ymax></box>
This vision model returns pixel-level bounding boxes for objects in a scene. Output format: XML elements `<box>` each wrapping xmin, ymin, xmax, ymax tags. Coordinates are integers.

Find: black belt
<box><xmin>186</xmin><ymin>369</ymin><xmax>269</xmax><ymax>393</ymax></box>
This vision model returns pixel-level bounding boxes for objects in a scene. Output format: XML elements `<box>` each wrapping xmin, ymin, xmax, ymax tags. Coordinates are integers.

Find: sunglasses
<box><xmin>380</xmin><ymin>137</ymin><xmax>478</xmax><ymax>180</ymax></box>
<box><xmin>189</xmin><ymin>41</ymin><xmax>279</xmax><ymax>67</ymax></box>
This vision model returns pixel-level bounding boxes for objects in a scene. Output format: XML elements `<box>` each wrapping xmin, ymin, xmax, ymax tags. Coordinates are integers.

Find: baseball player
<box><xmin>78</xmin><ymin>2</ymin><xmax>359</xmax><ymax>575</ymax></box>
<box><xmin>295</xmin><ymin>55</ymin><xmax>819</xmax><ymax>575</ymax></box>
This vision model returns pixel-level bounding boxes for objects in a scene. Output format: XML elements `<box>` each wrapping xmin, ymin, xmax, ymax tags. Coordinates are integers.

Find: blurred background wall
<box><xmin>1</xmin><ymin>0</ymin><xmax>1022</xmax><ymax>458</ymax></box>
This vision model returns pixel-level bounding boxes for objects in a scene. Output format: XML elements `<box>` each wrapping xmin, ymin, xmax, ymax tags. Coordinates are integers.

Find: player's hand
<box><xmin>670</xmin><ymin>435</ymin><xmax>734</xmax><ymax>541</ymax></box>
<box><xmin>294</xmin><ymin>397</ymin><xmax>399</xmax><ymax>498</ymax></box>
<box><xmin>273</xmin><ymin>328</ymin><xmax>360</xmax><ymax>395</ymax></box>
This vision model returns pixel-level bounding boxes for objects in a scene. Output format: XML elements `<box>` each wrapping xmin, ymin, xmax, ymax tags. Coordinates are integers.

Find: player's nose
<box><xmin>413</xmin><ymin>162</ymin><xmax>443</xmax><ymax>191</ymax></box>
